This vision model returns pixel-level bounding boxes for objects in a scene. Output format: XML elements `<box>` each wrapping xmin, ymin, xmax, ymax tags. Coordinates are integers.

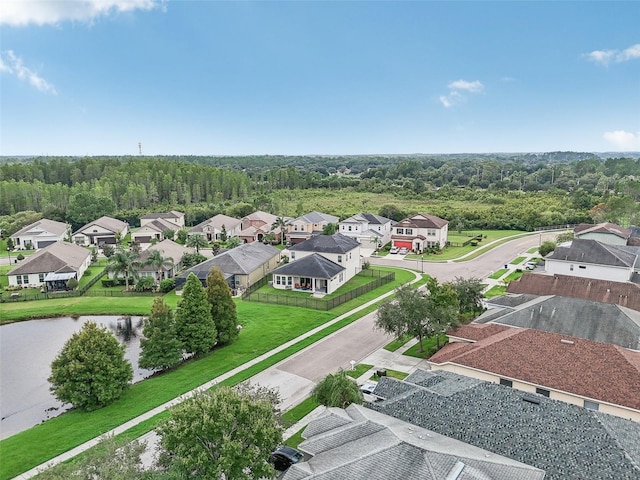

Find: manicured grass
<box><xmin>370</xmin><ymin>368</ymin><xmax>409</xmax><ymax>381</ymax></box>
<box><xmin>383</xmin><ymin>335</ymin><xmax>412</xmax><ymax>352</ymax></box>
<box><xmin>284</xmin><ymin>427</ymin><xmax>306</xmax><ymax>449</ymax></box>
<box><xmin>345</xmin><ymin>363</ymin><xmax>374</xmax><ymax>379</ymax></box>
<box><xmin>281</xmin><ymin>396</ymin><xmax>320</xmax><ymax>428</ymax></box>
<box><xmin>402</xmin><ymin>335</ymin><xmax>448</xmax><ymax>359</ymax></box>
<box><xmin>451</xmin><ymin>231</ymin><xmax>533</xmax><ymax>263</ymax></box>
<box><xmin>503</xmin><ymin>270</ymin><xmax>524</xmax><ymax>283</ymax></box>
<box><xmin>510</xmin><ymin>256</ymin><xmax>526</xmax><ymax>265</ymax></box>
<box><xmin>527</xmin><ymin>246</ymin><xmax>540</xmax><ymax>254</ymax></box>
<box><xmin>488</xmin><ymin>268</ymin><xmax>507</xmax><ymax>280</ymax></box>
<box><xmin>484</xmin><ymin>285</ymin><xmax>506</xmax><ymax>298</ymax></box>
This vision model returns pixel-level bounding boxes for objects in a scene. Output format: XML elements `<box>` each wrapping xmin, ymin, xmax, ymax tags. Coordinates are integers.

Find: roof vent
<box><xmin>560</xmin><ymin>339</ymin><xmax>574</xmax><ymax>345</ymax></box>
<box><xmin>523</xmin><ymin>395</ymin><xmax>541</xmax><ymax>405</ymax></box>
<box><xmin>445</xmin><ymin>461</ymin><xmax>466</xmax><ymax>480</ymax></box>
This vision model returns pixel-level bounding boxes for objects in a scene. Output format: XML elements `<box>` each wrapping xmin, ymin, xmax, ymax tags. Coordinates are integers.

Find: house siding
<box><xmin>544</xmin><ymin>259</ymin><xmax>634</xmax><ymax>282</ymax></box>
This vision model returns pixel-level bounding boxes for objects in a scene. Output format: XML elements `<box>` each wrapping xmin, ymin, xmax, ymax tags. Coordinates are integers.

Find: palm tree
<box><xmin>271</xmin><ymin>216</ymin><xmax>288</xmax><ymax>246</ymax></box>
<box><xmin>312</xmin><ymin>369</ymin><xmax>364</xmax><ymax>409</ymax></box>
<box><xmin>145</xmin><ymin>249</ymin><xmax>174</xmax><ymax>285</ymax></box>
<box><xmin>186</xmin><ymin>233</ymin><xmax>208</xmax><ymax>253</ymax></box>
<box><xmin>105</xmin><ymin>248</ymin><xmax>142</xmax><ymax>291</ymax></box>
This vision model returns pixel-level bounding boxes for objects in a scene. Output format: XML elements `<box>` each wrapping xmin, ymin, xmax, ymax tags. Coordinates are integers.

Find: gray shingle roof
<box><xmin>8</xmin><ymin>242</ymin><xmax>90</xmax><ymax>275</ymax></box>
<box><xmin>272</xmin><ymin>254</ymin><xmax>344</xmax><ymax>279</ymax></box>
<box><xmin>371</xmin><ymin>370</ymin><xmax>640</xmax><ymax>480</ymax></box>
<box><xmin>294</xmin><ymin>211</ymin><xmax>340</xmax><ymax>224</ymax></box>
<box><xmin>188</xmin><ymin>214</ymin><xmax>241</xmax><ymax>233</ymax></box>
<box><xmin>341</xmin><ymin>212</ymin><xmax>392</xmax><ymax>225</ymax></box>
<box><xmin>546</xmin><ymin>238</ymin><xmax>639</xmax><ymax>268</ymax></box>
<box><xmin>289</xmin><ymin>233</ymin><xmax>359</xmax><ymax>254</ymax></box>
<box><xmin>11</xmin><ymin>219</ymin><xmax>69</xmax><ymax>238</ymax></box>
<box><xmin>140</xmin><ymin>211</ymin><xmax>184</xmax><ymax>220</ymax></box>
<box><xmin>283</xmin><ymin>404</ymin><xmax>545</xmax><ymax>480</ymax></box>
<box><xmin>475</xmin><ymin>295</ymin><xmax>640</xmax><ymax>350</ymax></box>
<box><xmin>74</xmin><ymin>216</ymin><xmax>128</xmax><ymax>235</ymax></box>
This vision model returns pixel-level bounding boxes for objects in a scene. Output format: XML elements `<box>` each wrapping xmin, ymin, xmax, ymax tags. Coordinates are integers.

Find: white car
<box><xmin>398</xmin><ymin>247</ymin><xmax>409</xmax><ymax>255</ymax></box>
<box><xmin>360</xmin><ymin>384</ymin><xmax>377</xmax><ymax>395</ymax></box>
<box><xmin>525</xmin><ymin>261</ymin><xmax>536</xmax><ymax>270</ymax></box>
<box><xmin>389</xmin><ymin>247</ymin><xmax>399</xmax><ymax>254</ymax></box>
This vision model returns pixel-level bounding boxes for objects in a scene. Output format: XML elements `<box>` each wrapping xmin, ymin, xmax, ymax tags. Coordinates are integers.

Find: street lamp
<box><xmin>7</xmin><ymin>247</ymin><xmax>11</xmax><ymax>265</ymax></box>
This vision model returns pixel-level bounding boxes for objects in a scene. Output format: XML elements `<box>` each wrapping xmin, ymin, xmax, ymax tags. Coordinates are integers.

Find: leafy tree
<box><xmin>90</xmin><ymin>247</ymin><xmax>98</xmax><ymax>263</ymax></box>
<box><xmin>140</xmin><ymin>298</ymin><xmax>183</xmax><ymax>371</ymax></box>
<box><xmin>450</xmin><ymin>277</ymin><xmax>484</xmax><ymax>316</ymax></box>
<box><xmin>220</xmin><ymin>224</ymin><xmax>228</xmax><ymax>242</ymax></box>
<box><xmin>186</xmin><ymin>233</ymin><xmax>208</xmax><ymax>253</ymax></box>
<box><xmin>102</xmin><ymin>244</ymin><xmax>115</xmax><ymax>258</ymax></box>
<box><xmin>228</xmin><ymin>202</ymin><xmax>254</xmax><ymax>219</ymax></box>
<box><xmin>555</xmin><ymin>231</ymin><xmax>574</xmax><ymax>244</ymax></box>
<box><xmin>145</xmin><ymin>249</ymin><xmax>174</xmax><ymax>285</ymax></box>
<box><xmin>176</xmin><ymin>229</ymin><xmax>188</xmax><ymax>245</ymax></box>
<box><xmin>135</xmin><ymin>276</ymin><xmax>156</xmax><ymax>292</ymax></box>
<box><xmin>49</xmin><ymin>322</ymin><xmax>133</xmax><ymax>411</ymax></box>
<box><xmin>175</xmin><ymin>273</ymin><xmax>217</xmax><ymax>355</ymax></box>
<box><xmin>226</xmin><ymin>236</ymin><xmax>241</xmax><ymax>248</ymax></box>
<box><xmin>322</xmin><ymin>222</ymin><xmax>337</xmax><ymax>235</ymax></box>
<box><xmin>160</xmin><ymin>277</ymin><xmax>176</xmax><ymax>293</ymax></box>
<box><xmin>375</xmin><ymin>284</ymin><xmax>431</xmax><ymax>352</ymax></box>
<box><xmin>67</xmin><ymin>192</ymin><xmax>116</xmax><ymax>228</ymax></box>
<box><xmin>180</xmin><ymin>252</ymin><xmax>206</xmax><ymax>269</ymax></box>
<box><xmin>157</xmin><ymin>386</ymin><xmax>283</xmax><ymax>480</ymax></box>
<box><xmin>312</xmin><ymin>369</ymin><xmax>363</xmax><ymax>409</ymax></box>
<box><xmin>271</xmin><ymin>216</ymin><xmax>288</xmax><ymax>245</ymax></box>
<box><xmin>379</xmin><ymin>204</ymin><xmax>406</xmax><ymax>222</ymax></box>
<box><xmin>105</xmin><ymin>248</ymin><xmax>142</xmax><ymax>291</ymax></box>
<box><xmin>66</xmin><ymin>277</ymin><xmax>79</xmax><ymax>290</ymax></box>
<box><xmin>6</xmin><ymin>237</ymin><xmax>14</xmax><ymax>250</ymax></box>
<box><xmin>539</xmin><ymin>240</ymin><xmax>556</xmax><ymax>257</ymax></box>
<box><xmin>425</xmin><ymin>279</ymin><xmax>460</xmax><ymax>348</ymax></box>
<box><xmin>162</xmin><ymin>229</ymin><xmax>175</xmax><ymax>240</ymax></box>
<box><xmin>130</xmin><ymin>241</ymin><xmax>141</xmax><ymax>253</ymax></box>
<box><xmin>206</xmin><ymin>267</ymin><xmax>239</xmax><ymax>345</ymax></box>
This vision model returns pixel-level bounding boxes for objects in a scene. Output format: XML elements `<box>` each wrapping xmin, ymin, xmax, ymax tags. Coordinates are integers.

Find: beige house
<box><xmin>133</xmin><ymin>239</ymin><xmax>194</xmax><ymax>282</ymax></box>
<box><xmin>286</xmin><ymin>211</ymin><xmax>338</xmax><ymax>245</ymax></box>
<box><xmin>131</xmin><ymin>217</ymin><xmax>182</xmax><ymax>247</ymax></box>
<box><xmin>391</xmin><ymin>213</ymin><xmax>449</xmax><ymax>251</ymax></box>
<box><xmin>73</xmin><ymin>216</ymin><xmax>129</xmax><ymax>246</ymax></box>
<box><xmin>10</xmin><ymin>219</ymin><xmax>71</xmax><ymax>250</ymax></box>
<box><xmin>188</xmin><ymin>214</ymin><xmax>242</xmax><ymax>242</ymax></box>
<box><xmin>140</xmin><ymin>210</ymin><xmax>185</xmax><ymax>229</ymax></box>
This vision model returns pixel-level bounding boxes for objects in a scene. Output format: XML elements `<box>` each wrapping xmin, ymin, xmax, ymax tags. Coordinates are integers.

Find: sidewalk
<box><xmin>16</xmin><ymin>268</ymin><xmax>423</xmax><ymax>479</ymax></box>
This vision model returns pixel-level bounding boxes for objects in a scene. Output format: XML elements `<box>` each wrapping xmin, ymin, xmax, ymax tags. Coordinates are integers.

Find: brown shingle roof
<box><xmin>430</xmin><ymin>325</ymin><xmax>640</xmax><ymax>411</ymax></box>
<box><xmin>574</xmin><ymin>222</ymin><xmax>631</xmax><ymax>239</ymax></box>
<box><xmin>395</xmin><ymin>213</ymin><xmax>448</xmax><ymax>229</ymax></box>
<box><xmin>8</xmin><ymin>242</ymin><xmax>90</xmax><ymax>275</ymax></box>
<box><xmin>507</xmin><ymin>273</ymin><xmax>640</xmax><ymax>311</ymax></box>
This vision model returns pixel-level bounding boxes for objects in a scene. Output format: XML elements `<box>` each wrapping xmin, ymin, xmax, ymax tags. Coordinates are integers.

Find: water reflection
<box><xmin>0</xmin><ymin>316</ymin><xmax>153</xmax><ymax>440</ymax></box>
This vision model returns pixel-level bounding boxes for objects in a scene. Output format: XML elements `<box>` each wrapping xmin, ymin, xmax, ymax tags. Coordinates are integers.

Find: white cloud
<box><xmin>585</xmin><ymin>43</ymin><xmax>640</xmax><ymax>66</ymax></box>
<box><xmin>0</xmin><ymin>50</ymin><xmax>57</xmax><ymax>94</ymax></box>
<box><xmin>603</xmin><ymin>130</ymin><xmax>640</xmax><ymax>150</ymax></box>
<box><xmin>0</xmin><ymin>0</ymin><xmax>160</xmax><ymax>26</ymax></box>
<box><xmin>439</xmin><ymin>79</ymin><xmax>483</xmax><ymax>108</ymax></box>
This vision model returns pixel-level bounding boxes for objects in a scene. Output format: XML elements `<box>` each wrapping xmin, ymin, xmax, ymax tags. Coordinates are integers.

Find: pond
<box><xmin>0</xmin><ymin>315</ymin><xmax>153</xmax><ymax>440</ymax></box>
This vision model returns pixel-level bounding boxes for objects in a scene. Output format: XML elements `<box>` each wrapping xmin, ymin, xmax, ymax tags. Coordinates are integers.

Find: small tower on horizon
<box><xmin>138</xmin><ymin>142</ymin><xmax>142</xmax><ymax>155</ymax></box>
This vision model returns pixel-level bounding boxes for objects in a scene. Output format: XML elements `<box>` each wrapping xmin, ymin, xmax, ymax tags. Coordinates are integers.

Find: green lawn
<box><xmin>484</xmin><ymin>285</ymin><xmax>506</xmax><ymax>298</ymax></box>
<box><xmin>370</xmin><ymin>368</ymin><xmax>409</xmax><ymax>381</ymax></box>
<box><xmin>488</xmin><ymin>268</ymin><xmax>508</xmax><ymax>280</ymax></box>
<box><xmin>281</xmin><ymin>396</ymin><xmax>320</xmax><ymax>429</ymax></box>
<box><xmin>383</xmin><ymin>335</ymin><xmax>412</xmax><ymax>352</ymax></box>
<box><xmin>402</xmin><ymin>335</ymin><xmax>449</xmax><ymax>359</ymax></box>
<box><xmin>503</xmin><ymin>270</ymin><xmax>524</xmax><ymax>283</ymax></box>
<box><xmin>527</xmin><ymin>246</ymin><xmax>540</xmax><ymax>254</ymax></box>
<box><xmin>510</xmin><ymin>256</ymin><xmax>526</xmax><ymax>265</ymax></box>
<box><xmin>345</xmin><ymin>363</ymin><xmax>374</xmax><ymax>379</ymax></box>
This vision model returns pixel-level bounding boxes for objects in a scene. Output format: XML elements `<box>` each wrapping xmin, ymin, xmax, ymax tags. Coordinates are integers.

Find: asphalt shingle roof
<box><xmin>371</xmin><ymin>371</ymin><xmax>640</xmax><ymax>480</ymax></box>
<box><xmin>340</xmin><ymin>213</ymin><xmax>392</xmax><ymax>225</ymax></box>
<box><xmin>273</xmin><ymin>253</ymin><xmax>344</xmax><ymax>279</ymax></box>
<box><xmin>74</xmin><ymin>216</ymin><xmax>127</xmax><ymax>235</ymax></box>
<box><xmin>289</xmin><ymin>233</ymin><xmax>359</xmax><ymax>254</ymax></box>
<box><xmin>11</xmin><ymin>219</ymin><xmax>69</xmax><ymax>238</ymax></box>
<box><xmin>546</xmin><ymin>238</ymin><xmax>639</xmax><ymax>268</ymax></box>
<box><xmin>8</xmin><ymin>242</ymin><xmax>90</xmax><ymax>275</ymax></box>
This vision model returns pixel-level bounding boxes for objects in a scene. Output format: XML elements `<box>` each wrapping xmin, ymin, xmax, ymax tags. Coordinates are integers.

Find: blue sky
<box><xmin>1</xmin><ymin>1</ymin><xmax>639</xmax><ymax>156</ymax></box>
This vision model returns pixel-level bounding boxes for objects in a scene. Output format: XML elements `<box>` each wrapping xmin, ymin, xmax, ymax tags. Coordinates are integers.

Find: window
<box><xmin>39</xmin><ymin>273</ymin><xmax>45</xmax><ymax>283</ymax></box>
<box><xmin>578</xmin><ymin>265</ymin><xmax>586</xmax><ymax>269</ymax></box>
<box><xmin>427</xmin><ymin>229</ymin><xmax>436</xmax><ymax>236</ymax></box>
<box><xmin>535</xmin><ymin>388</ymin><xmax>550</xmax><ymax>397</ymax></box>
<box><xmin>396</xmin><ymin>228</ymin><xmax>404</xmax><ymax>235</ymax></box>
<box><xmin>338</xmin><ymin>255</ymin><xmax>342</xmax><ymax>263</ymax></box>
<box><xmin>276</xmin><ymin>276</ymin><xmax>281</xmax><ymax>285</ymax></box>
<box><xmin>570</xmin><ymin>264</ymin><xmax>574</xmax><ymax>271</ymax></box>
<box><xmin>348</xmin><ymin>226</ymin><xmax>352</xmax><ymax>231</ymax></box>
<box><xmin>584</xmin><ymin>400</ymin><xmax>599</xmax><ymax>411</ymax></box>
<box><xmin>499</xmin><ymin>379</ymin><xmax>513</xmax><ymax>387</ymax></box>
<box><xmin>287</xmin><ymin>277</ymin><xmax>292</xmax><ymax>286</ymax></box>
<box><xmin>16</xmin><ymin>275</ymin><xmax>23</xmax><ymax>285</ymax></box>
<box><xmin>405</xmin><ymin>228</ymin><xmax>413</xmax><ymax>235</ymax></box>
<box><xmin>339</xmin><ymin>272</ymin><xmax>344</xmax><ymax>282</ymax></box>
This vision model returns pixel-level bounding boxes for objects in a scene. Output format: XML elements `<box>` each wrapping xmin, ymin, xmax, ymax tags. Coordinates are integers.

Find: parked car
<box><xmin>360</xmin><ymin>383</ymin><xmax>377</xmax><ymax>395</ymax></box>
<box><xmin>269</xmin><ymin>446</ymin><xmax>304</xmax><ymax>471</ymax></box>
<box><xmin>525</xmin><ymin>261</ymin><xmax>536</xmax><ymax>270</ymax></box>
<box><xmin>398</xmin><ymin>247</ymin><xmax>409</xmax><ymax>255</ymax></box>
<box><xmin>389</xmin><ymin>246</ymin><xmax>399</xmax><ymax>254</ymax></box>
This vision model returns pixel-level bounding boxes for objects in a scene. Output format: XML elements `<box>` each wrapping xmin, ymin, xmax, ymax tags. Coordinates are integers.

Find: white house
<box><xmin>73</xmin><ymin>216</ymin><xmax>129</xmax><ymax>246</ymax></box>
<box><xmin>7</xmin><ymin>242</ymin><xmax>91</xmax><ymax>291</ymax></box>
<box><xmin>391</xmin><ymin>213</ymin><xmax>449</xmax><ymax>251</ymax></box>
<box><xmin>339</xmin><ymin>213</ymin><xmax>394</xmax><ymax>247</ymax></box>
<box><xmin>544</xmin><ymin>238</ymin><xmax>640</xmax><ymax>282</ymax></box>
<box><xmin>10</xmin><ymin>219</ymin><xmax>71</xmax><ymax>250</ymax></box>
<box><xmin>189</xmin><ymin>214</ymin><xmax>242</xmax><ymax>242</ymax></box>
<box><xmin>132</xmin><ymin>239</ymin><xmax>194</xmax><ymax>283</ymax></box>
<box><xmin>140</xmin><ymin>210</ymin><xmax>185</xmax><ymax>229</ymax></box>
<box><xmin>272</xmin><ymin>233</ymin><xmax>360</xmax><ymax>294</ymax></box>
<box><xmin>131</xmin><ymin>218</ymin><xmax>182</xmax><ymax>247</ymax></box>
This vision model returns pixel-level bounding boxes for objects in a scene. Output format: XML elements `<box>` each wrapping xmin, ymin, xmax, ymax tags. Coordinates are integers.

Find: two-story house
<box><xmin>287</xmin><ymin>211</ymin><xmax>339</xmax><ymax>245</ymax></box>
<box><xmin>239</xmin><ymin>211</ymin><xmax>285</xmax><ymax>244</ymax></box>
<box><xmin>10</xmin><ymin>219</ymin><xmax>71</xmax><ymax>250</ymax></box>
<box><xmin>272</xmin><ymin>233</ymin><xmax>360</xmax><ymax>294</ymax></box>
<box><xmin>72</xmin><ymin>216</ymin><xmax>129</xmax><ymax>246</ymax></box>
<box><xmin>338</xmin><ymin>213</ymin><xmax>394</xmax><ymax>248</ymax></box>
<box><xmin>391</xmin><ymin>213</ymin><xmax>449</xmax><ymax>251</ymax></box>
<box><xmin>188</xmin><ymin>214</ymin><xmax>242</xmax><ymax>242</ymax></box>
<box><xmin>131</xmin><ymin>213</ymin><xmax>185</xmax><ymax>248</ymax></box>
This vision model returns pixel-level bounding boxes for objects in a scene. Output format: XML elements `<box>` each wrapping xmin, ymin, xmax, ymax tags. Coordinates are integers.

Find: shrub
<box><xmin>135</xmin><ymin>276</ymin><xmax>156</xmax><ymax>292</ymax></box>
<box><xmin>159</xmin><ymin>278</ymin><xmax>176</xmax><ymax>293</ymax></box>
<box><xmin>101</xmin><ymin>279</ymin><xmax>117</xmax><ymax>288</ymax></box>
<box><xmin>16</xmin><ymin>253</ymin><xmax>25</xmax><ymax>261</ymax></box>
<box><xmin>66</xmin><ymin>278</ymin><xmax>79</xmax><ymax>290</ymax></box>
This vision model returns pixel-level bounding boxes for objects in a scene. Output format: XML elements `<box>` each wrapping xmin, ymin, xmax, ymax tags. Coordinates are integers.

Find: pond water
<box><xmin>0</xmin><ymin>315</ymin><xmax>153</xmax><ymax>440</ymax></box>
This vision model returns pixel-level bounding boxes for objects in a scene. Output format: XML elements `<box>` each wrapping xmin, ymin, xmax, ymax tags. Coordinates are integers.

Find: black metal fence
<box><xmin>242</xmin><ymin>269</ymin><xmax>395</xmax><ymax>311</ymax></box>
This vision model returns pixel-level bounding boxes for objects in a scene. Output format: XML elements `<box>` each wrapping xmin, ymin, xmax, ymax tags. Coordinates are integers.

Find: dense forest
<box><xmin>1</xmin><ymin>153</ymin><xmax>639</xmax><ymax>235</ymax></box>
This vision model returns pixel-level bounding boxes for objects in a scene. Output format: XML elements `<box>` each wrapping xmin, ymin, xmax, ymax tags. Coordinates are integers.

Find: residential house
<box><xmin>371</xmin><ymin>369</ymin><xmax>640</xmax><ymax>479</ymax></box>
<box><xmin>188</xmin><ymin>214</ymin><xmax>242</xmax><ymax>242</ymax></box>
<box><xmin>131</xmin><ymin>217</ymin><xmax>183</xmax><ymax>247</ymax></box>
<box><xmin>7</xmin><ymin>242</ymin><xmax>91</xmax><ymax>291</ymax></box>
<box><xmin>72</xmin><ymin>216</ymin><xmax>129</xmax><ymax>246</ymax></box>
<box><xmin>140</xmin><ymin>210</ymin><xmax>185</xmax><ymax>229</ymax></box>
<box><xmin>175</xmin><ymin>242</ymin><xmax>280</xmax><ymax>293</ymax></box>
<box><xmin>544</xmin><ymin>238</ymin><xmax>640</xmax><ymax>282</ymax></box>
<box><xmin>574</xmin><ymin>222</ymin><xmax>631</xmax><ymax>246</ymax></box>
<box><xmin>429</xmin><ymin>324</ymin><xmax>640</xmax><ymax>421</ymax></box>
<box><xmin>238</xmin><ymin>211</ymin><xmax>283</xmax><ymax>244</ymax></box>
<box><xmin>475</xmin><ymin>294</ymin><xmax>640</xmax><ymax>350</ymax></box>
<box><xmin>284</xmin><ymin>404</ymin><xmax>545</xmax><ymax>480</ymax></box>
<box><xmin>391</xmin><ymin>213</ymin><xmax>448</xmax><ymax>251</ymax></box>
<box><xmin>287</xmin><ymin>211</ymin><xmax>338</xmax><ymax>245</ymax></box>
<box><xmin>133</xmin><ymin>239</ymin><xmax>194</xmax><ymax>283</ymax></box>
<box><xmin>272</xmin><ymin>233</ymin><xmax>360</xmax><ymax>294</ymax></box>
<box><xmin>10</xmin><ymin>219</ymin><xmax>71</xmax><ymax>250</ymax></box>
<box><xmin>506</xmin><ymin>272</ymin><xmax>640</xmax><ymax>311</ymax></box>
<box><xmin>338</xmin><ymin>213</ymin><xmax>394</xmax><ymax>248</ymax></box>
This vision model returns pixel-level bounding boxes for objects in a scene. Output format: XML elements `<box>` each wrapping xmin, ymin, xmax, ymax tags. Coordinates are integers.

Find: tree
<box><xmin>135</xmin><ymin>276</ymin><xmax>155</xmax><ymax>292</ymax></box>
<box><xmin>105</xmin><ymin>248</ymin><xmax>142</xmax><ymax>291</ymax></box>
<box><xmin>66</xmin><ymin>277</ymin><xmax>79</xmax><ymax>290</ymax></box>
<box><xmin>322</xmin><ymin>222</ymin><xmax>337</xmax><ymax>235</ymax></box>
<box><xmin>176</xmin><ymin>229</ymin><xmax>188</xmax><ymax>245</ymax></box>
<box><xmin>157</xmin><ymin>386</ymin><xmax>283</xmax><ymax>480</ymax></box>
<box><xmin>226</xmin><ymin>236</ymin><xmax>240</xmax><ymax>248</ymax></box>
<box><xmin>145</xmin><ymin>249</ymin><xmax>174</xmax><ymax>285</ymax></box>
<box><xmin>271</xmin><ymin>216</ymin><xmax>288</xmax><ymax>246</ymax></box>
<box><xmin>379</xmin><ymin>204</ymin><xmax>406</xmax><ymax>222</ymax></box>
<box><xmin>206</xmin><ymin>267</ymin><xmax>239</xmax><ymax>346</ymax></box>
<box><xmin>425</xmin><ymin>279</ymin><xmax>460</xmax><ymax>349</ymax></box>
<box><xmin>186</xmin><ymin>233</ymin><xmax>208</xmax><ymax>253</ymax></box>
<box><xmin>175</xmin><ymin>273</ymin><xmax>217</xmax><ymax>355</ymax></box>
<box><xmin>67</xmin><ymin>192</ymin><xmax>116</xmax><ymax>228</ymax></box>
<box><xmin>556</xmin><ymin>231</ymin><xmax>574</xmax><ymax>244</ymax></box>
<box><xmin>375</xmin><ymin>284</ymin><xmax>431</xmax><ymax>352</ymax></box>
<box><xmin>312</xmin><ymin>369</ymin><xmax>363</xmax><ymax>408</ymax></box>
<box><xmin>180</xmin><ymin>252</ymin><xmax>206</xmax><ymax>268</ymax></box>
<box><xmin>102</xmin><ymin>244</ymin><xmax>115</xmax><ymax>258</ymax></box>
<box><xmin>450</xmin><ymin>277</ymin><xmax>484</xmax><ymax>316</ymax></box>
<box><xmin>162</xmin><ymin>229</ymin><xmax>175</xmax><ymax>240</ymax></box>
<box><xmin>140</xmin><ymin>298</ymin><xmax>183</xmax><ymax>371</ymax></box>
<box><xmin>6</xmin><ymin>237</ymin><xmax>14</xmax><ymax>251</ymax></box>
<box><xmin>220</xmin><ymin>224</ymin><xmax>228</xmax><ymax>242</ymax></box>
<box><xmin>539</xmin><ymin>240</ymin><xmax>556</xmax><ymax>257</ymax></box>
<box><xmin>49</xmin><ymin>322</ymin><xmax>133</xmax><ymax>411</ymax></box>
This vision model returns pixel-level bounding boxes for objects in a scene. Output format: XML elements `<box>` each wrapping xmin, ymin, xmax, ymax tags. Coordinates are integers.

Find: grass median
<box><xmin>0</xmin><ymin>268</ymin><xmax>418</xmax><ymax>479</ymax></box>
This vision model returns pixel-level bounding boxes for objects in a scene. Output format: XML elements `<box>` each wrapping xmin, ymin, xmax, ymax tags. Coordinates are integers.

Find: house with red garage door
<box><xmin>391</xmin><ymin>213</ymin><xmax>449</xmax><ymax>252</ymax></box>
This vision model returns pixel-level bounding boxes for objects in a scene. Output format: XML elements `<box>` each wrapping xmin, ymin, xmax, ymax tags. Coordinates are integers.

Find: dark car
<box><xmin>269</xmin><ymin>446</ymin><xmax>304</xmax><ymax>471</ymax></box>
